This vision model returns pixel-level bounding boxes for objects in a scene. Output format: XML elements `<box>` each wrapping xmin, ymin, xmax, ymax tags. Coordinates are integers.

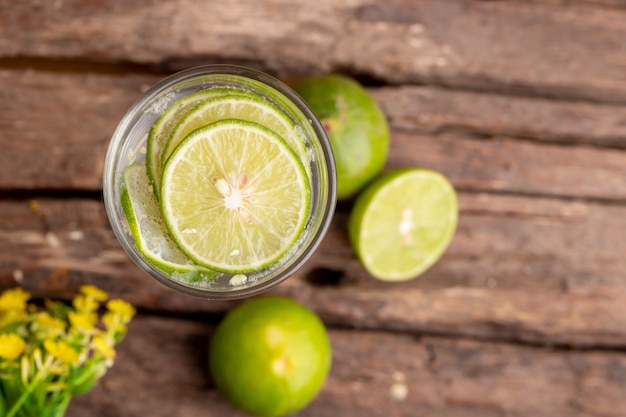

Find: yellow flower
<box><xmin>73</xmin><ymin>295</ymin><xmax>99</xmax><ymax>313</ymax></box>
<box><xmin>79</xmin><ymin>285</ymin><xmax>108</xmax><ymax>302</ymax></box>
<box><xmin>102</xmin><ymin>312</ymin><xmax>126</xmax><ymax>334</ymax></box>
<box><xmin>102</xmin><ymin>311</ymin><xmax>115</xmax><ymax>328</ymax></box>
<box><xmin>0</xmin><ymin>309</ymin><xmax>26</xmax><ymax>327</ymax></box>
<box><xmin>44</xmin><ymin>340</ymin><xmax>80</xmax><ymax>365</ymax></box>
<box><xmin>36</xmin><ymin>312</ymin><xmax>66</xmax><ymax>331</ymax></box>
<box><xmin>0</xmin><ymin>334</ymin><xmax>26</xmax><ymax>360</ymax></box>
<box><xmin>68</xmin><ymin>311</ymin><xmax>96</xmax><ymax>332</ymax></box>
<box><xmin>106</xmin><ymin>299</ymin><xmax>136</xmax><ymax>322</ymax></box>
<box><xmin>92</xmin><ymin>336</ymin><xmax>116</xmax><ymax>360</ymax></box>
<box><xmin>0</xmin><ymin>287</ymin><xmax>31</xmax><ymax>311</ymax></box>
<box><xmin>33</xmin><ymin>312</ymin><xmax>67</xmax><ymax>339</ymax></box>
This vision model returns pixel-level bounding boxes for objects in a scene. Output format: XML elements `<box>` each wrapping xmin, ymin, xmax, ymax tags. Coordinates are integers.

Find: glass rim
<box><xmin>103</xmin><ymin>64</ymin><xmax>336</xmax><ymax>300</ymax></box>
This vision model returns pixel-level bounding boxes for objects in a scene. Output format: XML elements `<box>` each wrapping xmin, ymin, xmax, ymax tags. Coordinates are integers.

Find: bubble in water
<box><xmin>147</xmin><ymin>92</ymin><xmax>175</xmax><ymax>114</ymax></box>
<box><xmin>229</xmin><ymin>274</ymin><xmax>247</xmax><ymax>286</ymax></box>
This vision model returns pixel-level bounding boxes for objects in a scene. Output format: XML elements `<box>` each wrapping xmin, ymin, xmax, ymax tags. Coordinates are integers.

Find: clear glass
<box><xmin>103</xmin><ymin>65</ymin><xmax>336</xmax><ymax>300</ymax></box>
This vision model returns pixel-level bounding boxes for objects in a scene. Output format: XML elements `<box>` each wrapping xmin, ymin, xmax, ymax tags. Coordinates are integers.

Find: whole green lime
<box><xmin>209</xmin><ymin>296</ymin><xmax>332</xmax><ymax>417</ymax></box>
<box><xmin>292</xmin><ymin>75</ymin><xmax>390</xmax><ymax>200</ymax></box>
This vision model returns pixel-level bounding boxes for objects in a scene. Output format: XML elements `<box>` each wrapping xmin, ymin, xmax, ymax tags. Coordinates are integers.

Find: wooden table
<box><xmin>2</xmin><ymin>1</ymin><xmax>626</xmax><ymax>416</ymax></box>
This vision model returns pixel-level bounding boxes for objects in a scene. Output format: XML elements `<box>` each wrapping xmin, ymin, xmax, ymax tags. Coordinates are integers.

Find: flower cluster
<box><xmin>0</xmin><ymin>286</ymin><xmax>135</xmax><ymax>417</ymax></box>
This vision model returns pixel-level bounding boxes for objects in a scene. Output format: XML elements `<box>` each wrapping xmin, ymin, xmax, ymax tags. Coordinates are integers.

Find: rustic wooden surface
<box><xmin>1</xmin><ymin>1</ymin><xmax>625</xmax><ymax>416</ymax></box>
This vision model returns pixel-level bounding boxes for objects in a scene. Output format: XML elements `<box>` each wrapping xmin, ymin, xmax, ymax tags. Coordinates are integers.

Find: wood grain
<box><xmin>389</xmin><ymin>131</ymin><xmax>626</xmax><ymax>201</ymax></box>
<box><xmin>1</xmin><ymin>1</ymin><xmax>625</xmax><ymax>415</ymax></box>
<box><xmin>373</xmin><ymin>86</ymin><xmax>626</xmax><ymax>149</ymax></box>
<box><xmin>1</xmin><ymin>70</ymin><xmax>625</xmax><ymax>201</ymax></box>
<box><xmin>1</xmin><ymin>1</ymin><xmax>626</xmax><ymax>103</ymax></box>
<box><xmin>0</xmin><ymin>70</ymin><xmax>154</xmax><ymax>190</ymax></box>
<box><xmin>66</xmin><ymin>315</ymin><xmax>626</xmax><ymax>417</ymax></box>
<box><xmin>1</xmin><ymin>193</ymin><xmax>625</xmax><ymax>347</ymax></box>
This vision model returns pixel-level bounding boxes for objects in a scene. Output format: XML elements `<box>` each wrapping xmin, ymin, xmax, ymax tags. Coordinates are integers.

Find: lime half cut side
<box><xmin>160</xmin><ymin>119</ymin><xmax>311</xmax><ymax>274</ymax></box>
<box><xmin>349</xmin><ymin>168</ymin><xmax>458</xmax><ymax>281</ymax></box>
<box><xmin>147</xmin><ymin>88</ymin><xmax>256</xmax><ymax>199</ymax></box>
<box><xmin>120</xmin><ymin>164</ymin><xmax>220</xmax><ymax>284</ymax></box>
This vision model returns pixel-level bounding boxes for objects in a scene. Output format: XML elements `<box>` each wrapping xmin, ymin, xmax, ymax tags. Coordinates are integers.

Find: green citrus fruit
<box><xmin>348</xmin><ymin>168</ymin><xmax>458</xmax><ymax>281</ymax></box>
<box><xmin>292</xmin><ymin>74</ymin><xmax>389</xmax><ymax>200</ymax></box>
<box><xmin>160</xmin><ymin>119</ymin><xmax>311</xmax><ymax>273</ymax></box>
<box><xmin>209</xmin><ymin>296</ymin><xmax>332</xmax><ymax>417</ymax></box>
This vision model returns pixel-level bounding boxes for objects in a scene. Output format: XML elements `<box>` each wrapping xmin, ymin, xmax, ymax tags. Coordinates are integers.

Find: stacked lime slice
<box><xmin>121</xmin><ymin>164</ymin><xmax>220</xmax><ymax>283</ymax></box>
<box><xmin>121</xmin><ymin>88</ymin><xmax>312</xmax><ymax>284</ymax></box>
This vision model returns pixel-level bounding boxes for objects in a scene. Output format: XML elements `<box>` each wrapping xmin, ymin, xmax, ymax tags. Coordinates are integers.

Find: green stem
<box><xmin>42</xmin><ymin>393</ymin><xmax>71</xmax><ymax>417</ymax></box>
<box><xmin>5</xmin><ymin>371</ymin><xmax>47</xmax><ymax>417</ymax></box>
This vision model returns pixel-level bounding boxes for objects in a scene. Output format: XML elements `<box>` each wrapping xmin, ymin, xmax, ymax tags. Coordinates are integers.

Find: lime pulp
<box><xmin>348</xmin><ymin>168</ymin><xmax>458</xmax><ymax>281</ymax></box>
<box><xmin>160</xmin><ymin>119</ymin><xmax>311</xmax><ymax>274</ymax></box>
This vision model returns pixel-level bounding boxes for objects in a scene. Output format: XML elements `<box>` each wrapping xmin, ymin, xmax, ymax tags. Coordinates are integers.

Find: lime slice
<box><xmin>161</xmin><ymin>94</ymin><xmax>309</xmax><ymax>176</ymax></box>
<box><xmin>348</xmin><ymin>168</ymin><xmax>458</xmax><ymax>281</ymax></box>
<box><xmin>120</xmin><ymin>164</ymin><xmax>220</xmax><ymax>283</ymax></box>
<box><xmin>160</xmin><ymin>119</ymin><xmax>311</xmax><ymax>273</ymax></box>
<box><xmin>147</xmin><ymin>88</ymin><xmax>250</xmax><ymax>198</ymax></box>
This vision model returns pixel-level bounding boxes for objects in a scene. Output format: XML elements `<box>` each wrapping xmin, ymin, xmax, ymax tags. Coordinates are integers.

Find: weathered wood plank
<box><xmin>1</xmin><ymin>2</ymin><xmax>623</xmax><ymax>413</ymax></box>
<box><xmin>508</xmin><ymin>0</ymin><xmax>626</xmax><ymax>9</ymax></box>
<box><xmin>302</xmin><ymin>286</ymin><xmax>626</xmax><ymax>348</ymax></box>
<box><xmin>0</xmin><ymin>70</ymin><xmax>155</xmax><ymax>190</ymax></box>
<box><xmin>390</xmin><ymin>131</ymin><xmax>626</xmax><ymax>201</ymax></box>
<box><xmin>5</xmin><ymin>70</ymin><xmax>626</xmax><ymax>154</ymax></box>
<box><xmin>1</xmin><ymin>194</ymin><xmax>625</xmax><ymax>347</ymax></box>
<box><xmin>373</xmin><ymin>86</ymin><xmax>626</xmax><ymax>149</ymax></box>
<box><xmin>2</xmin><ymin>1</ymin><xmax>626</xmax><ymax>102</ymax></box>
<box><xmin>66</xmin><ymin>315</ymin><xmax>626</xmax><ymax>417</ymax></box>
<box><xmin>2</xmin><ymin>70</ymin><xmax>625</xmax><ymax>200</ymax></box>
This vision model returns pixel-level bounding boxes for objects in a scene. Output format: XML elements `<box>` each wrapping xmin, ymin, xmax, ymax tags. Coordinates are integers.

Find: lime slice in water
<box><xmin>161</xmin><ymin>94</ymin><xmax>309</xmax><ymax>175</ymax></box>
<box><xmin>348</xmin><ymin>168</ymin><xmax>458</xmax><ymax>281</ymax></box>
<box><xmin>120</xmin><ymin>164</ymin><xmax>220</xmax><ymax>283</ymax></box>
<box><xmin>147</xmin><ymin>88</ymin><xmax>251</xmax><ymax>198</ymax></box>
<box><xmin>160</xmin><ymin>119</ymin><xmax>311</xmax><ymax>273</ymax></box>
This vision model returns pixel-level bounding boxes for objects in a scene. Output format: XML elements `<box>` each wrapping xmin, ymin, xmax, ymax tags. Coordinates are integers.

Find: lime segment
<box><xmin>160</xmin><ymin>119</ymin><xmax>311</xmax><ymax>273</ymax></box>
<box><xmin>120</xmin><ymin>164</ymin><xmax>220</xmax><ymax>283</ymax></box>
<box><xmin>147</xmin><ymin>89</ymin><xmax>254</xmax><ymax>198</ymax></box>
<box><xmin>348</xmin><ymin>168</ymin><xmax>458</xmax><ymax>281</ymax></box>
<box><xmin>148</xmin><ymin>89</ymin><xmax>229</xmax><ymax>196</ymax></box>
<box><xmin>162</xmin><ymin>94</ymin><xmax>309</xmax><ymax>177</ymax></box>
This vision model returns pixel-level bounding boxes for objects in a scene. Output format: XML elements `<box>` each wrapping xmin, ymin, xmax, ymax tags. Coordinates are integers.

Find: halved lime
<box><xmin>348</xmin><ymin>168</ymin><xmax>458</xmax><ymax>281</ymax></box>
<box><xmin>161</xmin><ymin>94</ymin><xmax>309</xmax><ymax>176</ymax></box>
<box><xmin>120</xmin><ymin>164</ymin><xmax>220</xmax><ymax>283</ymax></box>
<box><xmin>160</xmin><ymin>119</ymin><xmax>311</xmax><ymax>273</ymax></box>
<box><xmin>147</xmin><ymin>88</ymin><xmax>251</xmax><ymax>198</ymax></box>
